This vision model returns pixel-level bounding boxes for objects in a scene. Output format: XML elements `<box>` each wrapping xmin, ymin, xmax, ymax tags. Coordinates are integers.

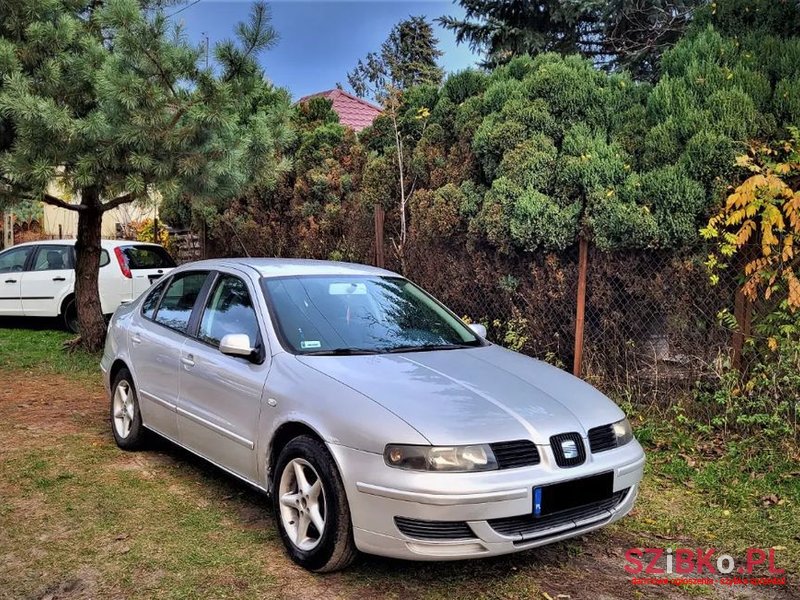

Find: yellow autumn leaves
<box><xmin>701</xmin><ymin>131</ymin><xmax>800</xmax><ymax>311</ymax></box>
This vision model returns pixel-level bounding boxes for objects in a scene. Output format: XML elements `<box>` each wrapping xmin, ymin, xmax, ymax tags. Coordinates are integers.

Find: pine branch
<box><xmin>101</xmin><ymin>193</ymin><xmax>139</xmax><ymax>212</ymax></box>
<box><xmin>41</xmin><ymin>194</ymin><xmax>85</xmax><ymax>212</ymax></box>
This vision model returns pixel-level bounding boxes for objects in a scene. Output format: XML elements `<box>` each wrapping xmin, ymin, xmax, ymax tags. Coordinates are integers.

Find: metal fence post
<box><xmin>374</xmin><ymin>204</ymin><xmax>385</xmax><ymax>268</ymax></box>
<box><xmin>573</xmin><ymin>236</ymin><xmax>589</xmax><ymax>377</ymax></box>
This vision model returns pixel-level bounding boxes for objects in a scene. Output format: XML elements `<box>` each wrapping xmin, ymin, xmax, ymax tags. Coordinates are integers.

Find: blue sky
<box><xmin>175</xmin><ymin>0</ymin><xmax>479</xmax><ymax>100</ymax></box>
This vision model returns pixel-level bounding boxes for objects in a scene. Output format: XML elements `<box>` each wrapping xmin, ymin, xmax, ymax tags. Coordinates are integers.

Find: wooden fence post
<box><xmin>732</xmin><ymin>288</ymin><xmax>752</xmax><ymax>372</ymax></box>
<box><xmin>374</xmin><ymin>204</ymin><xmax>385</xmax><ymax>269</ymax></box>
<box><xmin>573</xmin><ymin>236</ymin><xmax>589</xmax><ymax>377</ymax></box>
<box><xmin>2</xmin><ymin>211</ymin><xmax>13</xmax><ymax>248</ymax></box>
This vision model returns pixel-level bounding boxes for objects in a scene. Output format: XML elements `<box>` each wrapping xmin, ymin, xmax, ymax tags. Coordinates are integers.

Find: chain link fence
<box><xmin>404</xmin><ymin>239</ymin><xmax>743</xmax><ymax>407</ymax></box>
<box><xmin>203</xmin><ymin>210</ymin><xmax>748</xmax><ymax>409</ymax></box>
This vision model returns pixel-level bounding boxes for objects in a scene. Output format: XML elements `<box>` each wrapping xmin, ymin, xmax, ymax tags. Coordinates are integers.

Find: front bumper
<box><xmin>328</xmin><ymin>439</ymin><xmax>645</xmax><ymax>561</ymax></box>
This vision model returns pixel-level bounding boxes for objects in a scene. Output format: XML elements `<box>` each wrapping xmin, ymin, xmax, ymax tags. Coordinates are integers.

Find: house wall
<box><xmin>40</xmin><ymin>180</ymin><xmax>158</xmax><ymax>239</ymax></box>
<box><xmin>42</xmin><ymin>202</ymin><xmax>157</xmax><ymax>239</ymax></box>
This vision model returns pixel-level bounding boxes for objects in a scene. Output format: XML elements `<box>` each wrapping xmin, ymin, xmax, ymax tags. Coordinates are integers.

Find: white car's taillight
<box><xmin>113</xmin><ymin>247</ymin><xmax>132</xmax><ymax>278</ymax></box>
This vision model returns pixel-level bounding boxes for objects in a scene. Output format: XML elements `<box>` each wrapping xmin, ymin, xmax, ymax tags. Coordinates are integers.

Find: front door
<box><xmin>0</xmin><ymin>246</ymin><xmax>35</xmax><ymax>316</ymax></box>
<box><xmin>21</xmin><ymin>245</ymin><xmax>75</xmax><ymax>316</ymax></box>
<box><xmin>177</xmin><ymin>271</ymin><xmax>269</xmax><ymax>482</ymax></box>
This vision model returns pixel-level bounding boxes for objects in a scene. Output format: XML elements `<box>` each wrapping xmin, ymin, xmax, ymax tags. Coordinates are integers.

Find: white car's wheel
<box><xmin>110</xmin><ymin>368</ymin><xmax>147</xmax><ymax>450</ymax></box>
<box><xmin>62</xmin><ymin>297</ymin><xmax>79</xmax><ymax>333</ymax></box>
<box><xmin>272</xmin><ymin>436</ymin><xmax>357</xmax><ymax>572</ymax></box>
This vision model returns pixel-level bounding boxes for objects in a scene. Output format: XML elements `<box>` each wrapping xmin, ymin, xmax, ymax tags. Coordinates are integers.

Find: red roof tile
<box><xmin>297</xmin><ymin>89</ymin><xmax>382</xmax><ymax>132</ymax></box>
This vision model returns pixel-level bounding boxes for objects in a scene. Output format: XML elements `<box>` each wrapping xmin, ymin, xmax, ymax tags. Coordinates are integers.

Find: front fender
<box><xmin>257</xmin><ymin>353</ymin><xmax>430</xmax><ymax>487</ymax></box>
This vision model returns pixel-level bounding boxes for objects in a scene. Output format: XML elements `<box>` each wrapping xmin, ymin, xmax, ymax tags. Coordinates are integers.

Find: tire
<box><xmin>62</xmin><ymin>297</ymin><xmax>79</xmax><ymax>333</ymax></box>
<box><xmin>110</xmin><ymin>368</ymin><xmax>147</xmax><ymax>450</ymax></box>
<box><xmin>272</xmin><ymin>435</ymin><xmax>357</xmax><ymax>572</ymax></box>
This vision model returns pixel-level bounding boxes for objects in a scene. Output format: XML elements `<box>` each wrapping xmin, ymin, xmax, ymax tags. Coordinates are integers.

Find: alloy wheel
<box><xmin>112</xmin><ymin>380</ymin><xmax>134</xmax><ymax>438</ymax></box>
<box><xmin>278</xmin><ymin>458</ymin><xmax>326</xmax><ymax>551</ymax></box>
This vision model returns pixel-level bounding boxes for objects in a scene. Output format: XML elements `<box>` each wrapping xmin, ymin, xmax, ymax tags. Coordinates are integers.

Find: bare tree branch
<box><xmin>41</xmin><ymin>194</ymin><xmax>85</xmax><ymax>212</ymax></box>
<box><xmin>100</xmin><ymin>192</ymin><xmax>139</xmax><ymax>212</ymax></box>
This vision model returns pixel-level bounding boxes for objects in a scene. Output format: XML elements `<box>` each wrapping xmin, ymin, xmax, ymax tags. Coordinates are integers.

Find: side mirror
<box><xmin>219</xmin><ymin>333</ymin><xmax>255</xmax><ymax>358</ymax></box>
<box><xmin>469</xmin><ymin>323</ymin><xmax>487</xmax><ymax>338</ymax></box>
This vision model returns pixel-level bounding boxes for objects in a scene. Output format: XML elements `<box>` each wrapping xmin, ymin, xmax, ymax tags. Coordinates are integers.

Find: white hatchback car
<box><xmin>0</xmin><ymin>239</ymin><xmax>175</xmax><ymax>331</ymax></box>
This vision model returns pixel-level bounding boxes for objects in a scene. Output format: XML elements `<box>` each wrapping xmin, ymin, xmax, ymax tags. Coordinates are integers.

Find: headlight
<box><xmin>384</xmin><ymin>444</ymin><xmax>498</xmax><ymax>472</ymax></box>
<box><xmin>612</xmin><ymin>418</ymin><xmax>634</xmax><ymax>446</ymax></box>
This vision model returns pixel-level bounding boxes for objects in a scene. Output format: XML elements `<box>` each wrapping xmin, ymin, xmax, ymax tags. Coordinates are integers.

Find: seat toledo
<box><xmin>101</xmin><ymin>258</ymin><xmax>645</xmax><ymax>572</ymax></box>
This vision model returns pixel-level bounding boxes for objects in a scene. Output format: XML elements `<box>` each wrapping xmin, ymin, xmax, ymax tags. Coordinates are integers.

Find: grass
<box><xmin>0</xmin><ymin>322</ymin><xmax>99</xmax><ymax>378</ymax></box>
<box><xmin>0</xmin><ymin>323</ymin><xmax>797</xmax><ymax>599</ymax></box>
<box><xmin>625</xmin><ymin>418</ymin><xmax>800</xmax><ymax>576</ymax></box>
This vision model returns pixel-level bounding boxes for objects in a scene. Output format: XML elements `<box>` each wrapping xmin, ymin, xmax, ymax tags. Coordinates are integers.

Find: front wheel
<box><xmin>272</xmin><ymin>436</ymin><xmax>357</xmax><ymax>572</ymax></box>
<box><xmin>110</xmin><ymin>368</ymin><xmax>147</xmax><ymax>450</ymax></box>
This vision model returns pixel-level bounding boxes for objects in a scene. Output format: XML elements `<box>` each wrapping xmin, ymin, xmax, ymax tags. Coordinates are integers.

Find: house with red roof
<box><xmin>297</xmin><ymin>89</ymin><xmax>382</xmax><ymax>132</ymax></box>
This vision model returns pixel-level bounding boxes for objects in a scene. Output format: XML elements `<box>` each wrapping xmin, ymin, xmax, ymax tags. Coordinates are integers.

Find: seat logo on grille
<box><xmin>561</xmin><ymin>439</ymin><xmax>579</xmax><ymax>459</ymax></box>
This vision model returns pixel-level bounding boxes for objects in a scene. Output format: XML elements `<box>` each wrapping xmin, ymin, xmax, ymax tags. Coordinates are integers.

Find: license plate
<box><xmin>533</xmin><ymin>471</ymin><xmax>614</xmax><ymax>517</ymax></box>
<box><xmin>148</xmin><ymin>274</ymin><xmax>162</xmax><ymax>283</ymax></box>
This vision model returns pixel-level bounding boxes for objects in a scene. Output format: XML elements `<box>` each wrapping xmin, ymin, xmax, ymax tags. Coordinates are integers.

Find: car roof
<box><xmin>185</xmin><ymin>257</ymin><xmax>399</xmax><ymax>278</ymax></box>
<box><xmin>6</xmin><ymin>239</ymin><xmax>163</xmax><ymax>249</ymax></box>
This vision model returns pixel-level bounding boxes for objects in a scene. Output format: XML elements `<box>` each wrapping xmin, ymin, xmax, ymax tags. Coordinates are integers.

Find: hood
<box><xmin>296</xmin><ymin>344</ymin><xmax>624</xmax><ymax>446</ymax></box>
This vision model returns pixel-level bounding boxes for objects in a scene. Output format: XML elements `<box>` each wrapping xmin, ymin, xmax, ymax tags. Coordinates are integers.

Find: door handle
<box><xmin>4</xmin><ymin>279</ymin><xmax>16</xmax><ymax>284</ymax></box>
<box><xmin>181</xmin><ymin>355</ymin><xmax>195</xmax><ymax>368</ymax></box>
<box><xmin>52</xmin><ymin>276</ymin><xmax>66</xmax><ymax>281</ymax></box>
<box><xmin>131</xmin><ymin>335</ymin><xmax>142</xmax><ymax>345</ymax></box>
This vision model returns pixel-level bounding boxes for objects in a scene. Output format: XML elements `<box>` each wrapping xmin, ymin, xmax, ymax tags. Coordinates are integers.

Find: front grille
<box><xmin>394</xmin><ymin>517</ymin><xmax>475</xmax><ymax>541</ymax></box>
<box><xmin>490</xmin><ymin>440</ymin><xmax>541</xmax><ymax>469</ymax></box>
<box><xmin>488</xmin><ymin>489</ymin><xmax>629</xmax><ymax>541</ymax></box>
<box><xmin>588</xmin><ymin>424</ymin><xmax>617</xmax><ymax>453</ymax></box>
<box><xmin>549</xmin><ymin>432</ymin><xmax>586</xmax><ymax>467</ymax></box>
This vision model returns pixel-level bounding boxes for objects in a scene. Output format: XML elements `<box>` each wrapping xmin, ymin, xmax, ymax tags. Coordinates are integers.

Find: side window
<box><xmin>153</xmin><ymin>272</ymin><xmax>208</xmax><ymax>333</ymax></box>
<box><xmin>199</xmin><ymin>275</ymin><xmax>260</xmax><ymax>349</ymax></box>
<box><xmin>32</xmin><ymin>246</ymin><xmax>74</xmax><ymax>271</ymax></box>
<box><xmin>141</xmin><ymin>279</ymin><xmax>168</xmax><ymax>320</ymax></box>
<box><xmin>0</xmin><ymin>246</ymin><xmax>33</xmax><ymax>273</ymax></box>
<box><xmin>99</xmin><ymin>250</ymin><xmax>110</xmax><ymax>267</ymax></box>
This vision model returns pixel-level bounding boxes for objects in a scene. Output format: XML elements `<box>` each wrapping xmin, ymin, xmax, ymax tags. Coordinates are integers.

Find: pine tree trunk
<box><xmin>74</xmin><ymin>187</ymin><xmax>106</xmax><ymax>351</ymax></box>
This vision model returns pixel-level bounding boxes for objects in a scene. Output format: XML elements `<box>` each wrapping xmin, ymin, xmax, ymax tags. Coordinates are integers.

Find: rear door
<box><xmin>0</xmin><ymin>246</ymin><xmax>35</xmax><ymax>316</ymax></box>
<box><xmin>128</xmin><ymin>271</ymin><xmax>211</xmax><ymax>441</ymax></box>
<box><xmin>97</xmin><ymin>249</ymin><xmax>125</xmax><ymax>314</ymax></box>
<box><xmin>177</xmin><ymin>269</ymin><xmax>270</xmax><ymax>482</ymax></box>
<box><xmin>117</xmin><ymin>244</ymin><xmax>176</xmax><ymax>297</ymax></box>
<box><xmin>20</xmin><ymin>245</ymin><xmax>75</xmax><ymax>317</ymax></box>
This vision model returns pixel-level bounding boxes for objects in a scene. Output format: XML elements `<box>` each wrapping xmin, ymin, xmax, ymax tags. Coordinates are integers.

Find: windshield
<box><xmin>261</xmin><ymin>275</ymin><xmax>481</xmax><ymax>354</ymax></box>
<box><xmin>120</xmin><ymin>245</ymin><xmax>176</xmax><ymax>269</ymax></box>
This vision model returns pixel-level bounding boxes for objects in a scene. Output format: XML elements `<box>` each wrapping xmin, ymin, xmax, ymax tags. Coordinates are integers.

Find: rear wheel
<box><xmin>62</xmin><ymin>297</ymin><xmax>78</xmax><ymax>333</ymax></box>
<box><xmin>272</xmin><ymin>436</ymin><xmax>357</xmax><ymax>572</ymax></box>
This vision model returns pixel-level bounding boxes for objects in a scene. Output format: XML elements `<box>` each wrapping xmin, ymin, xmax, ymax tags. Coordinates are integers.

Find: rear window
<box><xmin>120</xmin><ymin>245</ymin><xmax>176</xmax><ymax>270</ymax></box>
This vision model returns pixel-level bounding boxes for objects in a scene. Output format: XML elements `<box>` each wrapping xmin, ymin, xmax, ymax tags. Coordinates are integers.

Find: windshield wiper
<box><xmin>385</xmin><ymin>343</ymin><xmax>474</xmax><ymax>353</ymax></box>
<box><xmin>302</xmin><ymin>347</ymin><xmax>381</xmax><ymax>356</ymax></box>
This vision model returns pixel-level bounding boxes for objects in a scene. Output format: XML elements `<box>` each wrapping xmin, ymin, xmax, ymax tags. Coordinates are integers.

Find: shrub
<box><xmin>508</xmin><ymin>189</ymin><xmax>580</xmax><ymax>252</ymax></box>
<box><xmin>496</xmin><ymin>135</ymin><xmax>557</xmax><ymax>191</ymax></box>
<box><xmin>442</xmin><ymin>69</ymin><xmax>488</xmax><ymax>105</ymax></box>
<box><xmin>640</xmin><ymin>165</ymin><xmax>706</xmax><ymax>247</ymax></box>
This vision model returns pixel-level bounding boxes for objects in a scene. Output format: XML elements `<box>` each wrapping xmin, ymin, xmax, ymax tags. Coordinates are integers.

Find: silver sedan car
<box><xmin>101</xmin><ymin>258</ymin><xmax>645</xmax><ymax>572</ymax></box>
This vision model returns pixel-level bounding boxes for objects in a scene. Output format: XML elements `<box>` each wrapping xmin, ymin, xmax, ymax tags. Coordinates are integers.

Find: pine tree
<box><xmin>0</xmin><ymin>0</ymin><xmax>291</xmax><ymax>350</ymax></box>
<box><xmin>438</xmin><ymin>0</ymin><xmax>699</xmax><ymax>79</ymax></box>
<box><xmin>347</xmin><ymin>16</ymin><xmax>444</xmax><ymax>101</ymax></box>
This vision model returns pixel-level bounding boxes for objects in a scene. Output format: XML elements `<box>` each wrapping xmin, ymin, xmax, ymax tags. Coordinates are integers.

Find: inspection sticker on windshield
<box><xmin>300</xmin><ymin>340</ymin><xmax>322</xmax><ymax>349</ymax></box>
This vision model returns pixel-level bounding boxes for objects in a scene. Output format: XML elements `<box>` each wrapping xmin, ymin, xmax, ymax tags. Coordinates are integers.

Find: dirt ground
<box><xmin>0</xmin><ymin>372</ymin><xmax>797</xmax><ymax>600</ymax></box>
